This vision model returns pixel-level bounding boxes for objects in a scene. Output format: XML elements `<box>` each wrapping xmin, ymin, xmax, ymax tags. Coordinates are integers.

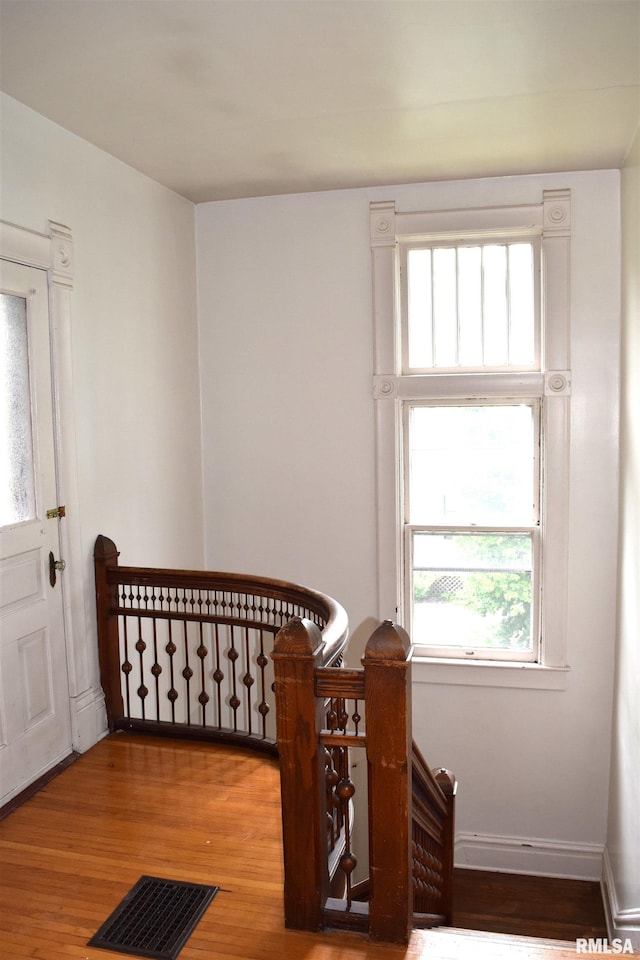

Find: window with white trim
<box><xmin>370</xmin><ymin>192</ymin><xmax>571</xmax><ymax>671</ymax></box>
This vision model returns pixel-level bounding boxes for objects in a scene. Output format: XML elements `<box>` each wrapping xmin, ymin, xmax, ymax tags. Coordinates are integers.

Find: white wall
<box><xmin>197</xmin><ymin>169</ymin><xmax>621</xmax><ymax>879</ymax></box>
<box><xmin>1</xmin><ymin>94</ymin><xmax>204</xmax><ymax>746</ymax></box>
<box><xmin>196</xmin><ymin>190</ymin><xmax>379</xmax><ymax>627</ymax></box>
<box><xmin>605</xmin><ymin>126</ymin><xmax>640</xmax><ymax>946</ymax></box>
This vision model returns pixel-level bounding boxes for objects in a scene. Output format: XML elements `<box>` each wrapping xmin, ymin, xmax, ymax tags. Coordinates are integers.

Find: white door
<box><xmin>0</xmin><ymin>259</ymin><xmax>72</xmax><ymax>805</ymax></box>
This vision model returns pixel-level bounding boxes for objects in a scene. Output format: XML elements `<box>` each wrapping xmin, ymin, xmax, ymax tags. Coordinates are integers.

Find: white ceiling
<box><xmin>1</xmin><ymin>0</ymin><xmax>639</xmax><ymax>203</ymax></box>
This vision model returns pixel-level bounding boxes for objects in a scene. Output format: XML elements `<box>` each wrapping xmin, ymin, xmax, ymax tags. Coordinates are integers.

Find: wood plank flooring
<box><xmin>0</xmin><ymin>734</ymin><xmax>602</xmax><ymax>960</ymax></box>
<box><xmin>453</xmin><ymin>868</ymin><xmax>608</xmax><ymax>941</ymax></box>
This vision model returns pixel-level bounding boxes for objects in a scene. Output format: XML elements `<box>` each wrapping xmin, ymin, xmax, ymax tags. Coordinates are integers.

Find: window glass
<box><xmin>407</xmin><ymin>403</ymin><xmax>538</xmax><ymax>657</ymax></box>
<box><xmin>411</xmin><ymin>531</ymin><xmax>533</xmax><ymax>653</ymax></box>
<box><xmin>406</xmin><ymin>241</ymin><xmax>536</xmax><ymax>370</ymax></box>
<box><xmin>508</xmin><ymin>244</ymin><xmax>535</xmax><ymax>364</ymax></box>
<box><xmin>1</xmin><ymin>293</ymin><xmax>36</xmax><ymax>525</ymax></box>
<box><xmin>408</xmin><ymin>404</ymin><xmax>537</xmax><ymax>526</ymax></box>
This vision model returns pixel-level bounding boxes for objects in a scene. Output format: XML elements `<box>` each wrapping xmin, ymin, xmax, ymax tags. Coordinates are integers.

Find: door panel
<box><xmin>0</xmin><ymin>259</ymin><xmax>72</xmax><ymax>804</ymax></box>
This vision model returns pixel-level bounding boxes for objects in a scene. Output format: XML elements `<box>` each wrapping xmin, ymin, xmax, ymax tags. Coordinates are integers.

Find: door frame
<box><xmin>1</xmin><ymin>219</ymin><xmax>106</xmax><ymax>753</ymax></box>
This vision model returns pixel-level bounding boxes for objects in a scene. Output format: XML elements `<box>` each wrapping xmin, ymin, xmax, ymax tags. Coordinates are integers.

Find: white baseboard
<box><xmin>455</xmin><ymin>831</ymin><xmax>604</xmax><ymax>880</ymax></box>
<box><xmin>602</xmin><ymin>847</ymin><xmax>640</xmax><ymax>951</ymax></box>
<box><xmin>70</xmin><ymin>686</ymin><xmax>108</xmax><ymax>753</ymax></box>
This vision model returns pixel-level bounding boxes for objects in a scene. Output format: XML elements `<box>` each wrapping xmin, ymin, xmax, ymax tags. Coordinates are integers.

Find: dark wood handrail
<box><xmin>107</xmin><ymin>564</ymin><xmax>347</xmax><ymax>637</ymax></box>
<box><xmin>411</xmin><ymin>739</ymin><xmax>457</xmax><ymax>926</ymax></box>
<box><xmin>412</xmin><ymin>741</ymin><xmax>449</xmax><ymax>846</ymax></box>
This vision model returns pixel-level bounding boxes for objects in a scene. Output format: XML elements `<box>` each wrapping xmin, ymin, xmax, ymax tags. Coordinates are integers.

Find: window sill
<box><xmin>412</xmin><ymin>656</ymin><xmax>569</xmax><ymax>690</ymax></box>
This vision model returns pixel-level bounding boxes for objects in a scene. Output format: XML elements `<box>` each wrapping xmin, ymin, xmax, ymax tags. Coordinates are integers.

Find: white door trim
<box><xmin>1</xmin><ymin>219</ymin><xmax>106</xmax><ymax>752</ymax></box>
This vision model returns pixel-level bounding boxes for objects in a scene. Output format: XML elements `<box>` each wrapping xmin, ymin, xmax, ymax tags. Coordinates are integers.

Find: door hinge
<box><xmin>46</xmin><ymin>505</ymin><xmax>66</xmax><ymax>519</ymax></box>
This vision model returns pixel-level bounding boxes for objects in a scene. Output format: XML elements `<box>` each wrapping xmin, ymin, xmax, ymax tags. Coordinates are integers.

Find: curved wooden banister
<box><xmin>110</xmin><ymin>566</ymin><xmax>348</xmax><ymax>644</ymax></box>
<box><xmin>95</xmin><ymin>535</ymin><xmax>348</xmax><ymax>649</ymax></box>
<box><xmin>94</xmin><ymin>535</ymin><xmax>348</xmax><ymax>746</ymax></box>
<box><xmin>93</xmin><ymin>538</ymin><xmax>456</xmax><ymax>946</ymax></box>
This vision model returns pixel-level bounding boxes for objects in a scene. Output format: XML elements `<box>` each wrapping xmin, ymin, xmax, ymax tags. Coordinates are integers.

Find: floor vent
<box><xmin>88</xmin><ymin>875</ymin><xmax>219</xmax><ymax>959</ymax></box>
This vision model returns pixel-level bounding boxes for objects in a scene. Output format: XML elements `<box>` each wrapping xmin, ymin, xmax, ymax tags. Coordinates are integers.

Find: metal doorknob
<box><xmin>49</xmin><ymin>551</ymin><xmax>66</xmax><ymax>587</ymax></box>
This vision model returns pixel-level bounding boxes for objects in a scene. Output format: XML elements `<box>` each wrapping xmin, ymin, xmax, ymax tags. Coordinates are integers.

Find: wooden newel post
<box><xmin>272</xmin><ymin>617</ymin><xmax>328</xmax><ymax>931</ymax></box>
<box><xmin>93</xmin><ymin>535</ymin><xmax>124</xmax><ymax>729</ymax></box>
<box><xmin>363</xmin><ymin>620</ymin><xmax>413</xmax><ymax>943</ymax></box>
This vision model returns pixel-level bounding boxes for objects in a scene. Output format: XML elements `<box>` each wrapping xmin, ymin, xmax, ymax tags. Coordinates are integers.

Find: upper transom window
<box><xmin>401</xmin><ymin>236</ymin><xmax>540</xmax><ymax>373</ymax></box>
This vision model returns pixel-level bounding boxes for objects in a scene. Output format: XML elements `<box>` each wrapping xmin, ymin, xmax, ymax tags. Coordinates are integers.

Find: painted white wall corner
<box><xmin>602</xmin><ymin>848</ymin><xmax>640</xmax><ymax>952</ymax></box>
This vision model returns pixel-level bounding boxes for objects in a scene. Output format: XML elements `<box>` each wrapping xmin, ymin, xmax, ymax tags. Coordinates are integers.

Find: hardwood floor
<box><xmin>0</xmin><ymin>734</ymin><xmax>606</xmax><ymax>959</ymax></box>
<box><xmin>453</xmin><ymin>868</ymin><xmax>608</xmax><ymax>941</ymax></box>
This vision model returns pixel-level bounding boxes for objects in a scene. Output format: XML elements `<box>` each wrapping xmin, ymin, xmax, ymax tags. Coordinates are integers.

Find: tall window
<box><xmin>371</xmin><ymin>193</ymin><xmax>571</xmax><ymax>674</ymax></box>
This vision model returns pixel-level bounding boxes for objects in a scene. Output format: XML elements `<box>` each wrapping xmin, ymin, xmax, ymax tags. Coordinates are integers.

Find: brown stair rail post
<box><xmin>271</xmin><ymin>616</ymin><xmax>329</xmax><ymax>932</ymax></box>
<box><xmin>94</xmin><ymin>534</ymin><xmax>125</xmax><ymax>728</ymax></box>
<box><xmin>363</xmin><ymin>620</ymin><xmax>413</xmax><ymax>944</ymax></box>
<box><xmin>434</xmin><ymin>766</ymin><xmax>457</xmax><ymax>925</ymax></box>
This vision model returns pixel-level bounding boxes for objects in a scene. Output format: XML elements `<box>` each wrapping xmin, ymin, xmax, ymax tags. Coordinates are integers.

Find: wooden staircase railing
<box><xmin>94</xmin><ymin>536</ymin><xmax>456</xmax><ymax>945</ymax></box>
<box><xmin>273</xmin><ymin>617</ymin><xmax>457</xmax><ymax>943</ymax></box>
<box><xmin>411</xmin><ymin>744</ymin><xmax>457</xmax><ymax>927</ymax></box>
<box><xmin>94</xmin><ymin>534</ymin><xmax>348</xmax><ymax>750</ymax></box>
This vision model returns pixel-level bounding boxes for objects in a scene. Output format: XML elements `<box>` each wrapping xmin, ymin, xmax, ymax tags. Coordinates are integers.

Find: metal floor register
<box><xmin>88</xmin><ymin>875</ymin><xmax>220</xmax><ymax>959</ymax></box>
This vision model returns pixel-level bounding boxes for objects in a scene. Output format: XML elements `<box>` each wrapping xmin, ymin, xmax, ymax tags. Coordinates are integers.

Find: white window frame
<box><xmin>370</xmin><ymin>192</ymin><xmax>571</xmax><ymax>689</ymax></box>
